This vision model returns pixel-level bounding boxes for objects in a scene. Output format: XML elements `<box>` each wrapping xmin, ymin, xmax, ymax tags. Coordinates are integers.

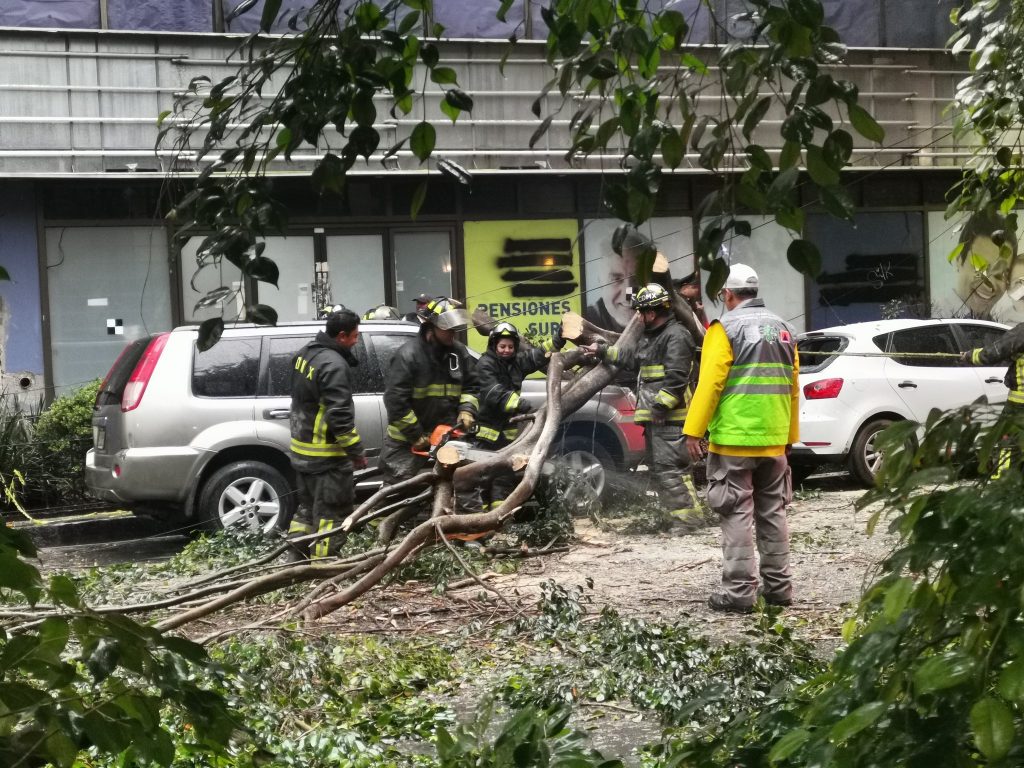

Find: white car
<box><xmin>791</xmin><ymin>318</ymin><xmax>1010</xmax><ymax>485</ymax></box>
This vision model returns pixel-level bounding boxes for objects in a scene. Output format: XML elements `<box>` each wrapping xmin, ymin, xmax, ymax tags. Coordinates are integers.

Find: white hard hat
<box><xmin>724</xmin><ymin>263</ymin><xmax>759</xmax><ymax>291</ymax></box>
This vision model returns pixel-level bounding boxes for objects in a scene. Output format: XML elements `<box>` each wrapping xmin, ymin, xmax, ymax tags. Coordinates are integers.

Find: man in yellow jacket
<box><xmin>683</xmin><ymin>264</ymin><xmax>800</xmax><ymax>613</ymax></box>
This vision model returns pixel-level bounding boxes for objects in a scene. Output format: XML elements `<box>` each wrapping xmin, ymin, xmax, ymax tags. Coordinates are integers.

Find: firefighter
<box><xmin>475</xmin><ymin>321</ymin><xmax>565</xmax><ymax>509</ymax></box>
<box><xmin>285</xmin><ymin>307</ymin><xmax>366</xmax><ymax>560</ymax></box>
<box><xmin>585</xmin><ymin>283</ymin><xmax>702</xmax><ymax>528</ymax></box>
<box><xmin>380</xmin><ymin>297</ymin><xmax>480</xmax><ymax>484</ymax></box>
<box><xmin>961</xmin><ymin>319</ymin><xmax>1024</xmax><ymax>477</ymax></box>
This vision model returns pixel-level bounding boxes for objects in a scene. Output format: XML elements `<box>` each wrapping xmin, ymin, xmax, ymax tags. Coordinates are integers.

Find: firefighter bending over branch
<box><xmin>584</xmin><ymin>283</ymin><xmax>703</xmax><ymax>529</ymax></box>
<box><xmin>475</xmin><ymin>321</ymin><xmax>566</xmax><ymax>510</ymax></box>
<box><xmin>380</xmin><ymin>297</ymin><xmax>479</xmax><ymax>484</ymax></box>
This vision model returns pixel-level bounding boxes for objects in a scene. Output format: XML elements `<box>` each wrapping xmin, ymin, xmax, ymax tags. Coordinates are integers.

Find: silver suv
<box><xmin>85</xmin><ymin>320</ymin><xmax>645</xmax><ymax>532</ymax></box>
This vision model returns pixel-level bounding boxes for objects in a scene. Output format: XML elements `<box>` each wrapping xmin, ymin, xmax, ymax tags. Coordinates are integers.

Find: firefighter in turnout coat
<box><xmin>286</xmin><ymin>308</ymin><xmax>366</xmax><ymax>560</ymax></box>
<box><xmin>380</xmin><ymin>297</ymin><xmax>480</xmax><ymax>484</ymax></box>
<box><xmin>961</xmin><ymin>319</ymin><xmax>1024</xmax><ymax>477</ymax></box>
<box><xmin>587</xmin><ymin>283</ymin><xmax>702</xmax><ymax>527</ymax></box>
<box><xmin>475</xmin><ymin>321</ymin><xmax>565</xmax><ymax>509</ymax></box>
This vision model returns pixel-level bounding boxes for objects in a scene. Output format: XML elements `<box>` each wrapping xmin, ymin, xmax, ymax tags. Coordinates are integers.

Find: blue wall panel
<box><xmin>0</xmin><ymin>183</ymin><xmax>44</xmax><ymax>376</ymax></box>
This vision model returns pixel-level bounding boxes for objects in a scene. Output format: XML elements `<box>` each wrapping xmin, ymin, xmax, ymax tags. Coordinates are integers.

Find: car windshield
<box><xmin>798</xmin><ymin>335</ymin><xmax>848</xmax><ymax>374</ymax></box>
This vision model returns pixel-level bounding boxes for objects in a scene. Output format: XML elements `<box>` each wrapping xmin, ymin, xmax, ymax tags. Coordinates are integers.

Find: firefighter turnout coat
<box><xmin>289</xmin><ymin>331</ymin><xmax>364</xmax><ymax>472</ymax></box>
<box><xmin>476</xmin><ymin>346</ymin><xmax>549</xmax><ymax>445</ymax></box>
<box><xmin>604</xmin><ymin>317</ymin><xmax>696</xmax><ymax>423</ymax></box>
<box><xmin>384</xmin><ymin>333</ymin><xmax>480</xmax><ymax>442</ymax></box>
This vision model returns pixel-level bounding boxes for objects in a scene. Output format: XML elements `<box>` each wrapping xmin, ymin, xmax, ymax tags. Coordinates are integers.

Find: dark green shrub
<box><xmin>32</xmin><ymin>380</ymin><xmax>99</xmax><ymax>503</ymax></box>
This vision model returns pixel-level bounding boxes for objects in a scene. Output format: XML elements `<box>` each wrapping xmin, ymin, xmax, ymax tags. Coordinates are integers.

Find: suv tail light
<box><xmin>121</xmin><ymin>333</ymin><xmax>169</xmax><ymax>412</ymax></box>
<box><xmin>804</xmin><ymin>378</ymin><xmax>844</xmax><ymax>400</ymax></box>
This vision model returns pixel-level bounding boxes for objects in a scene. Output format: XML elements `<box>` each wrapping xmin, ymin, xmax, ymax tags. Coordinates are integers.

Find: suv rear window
<box><xmin>797</xmin><ymin>335</ymin><xmax>847</xmax><ymax>374</ymax></box>
<box><xmin>95</xmin><ymin>337</ymin><xmax>152</xmax><ymax>406</ymax></box>
<box><xmin>265</xmin><ymin>335</ymin><xmax>375</xmax><ymax>396</ymax></box>
<box><xmin>192</xmin><ymin>338</ymin><xmax>260</xmax><ymax>397</ymax></box>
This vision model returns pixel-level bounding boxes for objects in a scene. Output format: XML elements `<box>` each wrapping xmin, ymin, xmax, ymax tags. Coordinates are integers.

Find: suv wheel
<box><xmin>554</xmin><ymin>437</ymin><xmax>612</xmax><ymax>501</ymax></box>
<box><xmin>198</xmin><ymin>460</ymin><xmax>295</xmax><ymax>534</ymax></box>
<box><xmin>849</xmin><ymin>418</ymin><xmax>893</xmax><ymax>487</ymax></box>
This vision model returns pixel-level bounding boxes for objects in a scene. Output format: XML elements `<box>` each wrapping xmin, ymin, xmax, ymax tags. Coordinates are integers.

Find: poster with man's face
<box><xmin>581</xmin><ymin>218</ymin><xmax>695</xmax><ymax>333</ymax></box>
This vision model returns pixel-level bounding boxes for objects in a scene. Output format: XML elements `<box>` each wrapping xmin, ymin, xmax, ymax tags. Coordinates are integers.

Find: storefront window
<box><xmin>179</xmin><ymin>238</ymin><xmax>245</xmax><ymax>323</ymax></box>
<box><xmin>807</xmin><ymin>212</ymin><xmax>925</xmax><ymax>329</ymax></box>
<box><xmin>259</xmin><ymin>236</ymin><xmax>316</xmax><ymax>322</ymax></box>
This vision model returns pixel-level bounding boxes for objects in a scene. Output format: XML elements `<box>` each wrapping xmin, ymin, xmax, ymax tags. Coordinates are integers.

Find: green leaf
<box><xmin>49</xmin><ymin>574</ymin><xmax>79</xmax><ymax>608</ymax></box>
<box><xmin>819</xmin><ymin>185</ymin><xmax>854</xmax><ymax>221</ymax></box>
<box><xmin>705</xmin><ymin>257</ymin><xmax>730</xmax><ymax>297</ymax></box>
<box><xmin>779</xmin><ymin>140</ymin><xmax>801</xmax><ymax>170</ymax></box>
<box><xmin>420</xmin><ymin>43</ymin><xmax>439</xmax><ymax>68</ymax></box>
<box><xmin>196</xmin><ymin>317</ymin><xmax>224</xmax><ymax>352</ymax></box>
<box><xmin>914</xmin><ymin>651</ymin><xmax>977</xmax><ymax>694</ymax></box>
<box><xmin>806</xmin><ymin>74</ymin><xmax>833</xmax><ymax>107</ymax></box>
<box><xmin>829</xmin><ymin>701</ymin><xmax>887</xmax><ymax>745</ymax></box>
<box><xmin>805</xmin><ymin>145</ymin><xmax>839</xmax><ymax>186</ymax></box>
<box><xmin>311</xmin><ymin>152</ymin><xmax>346</xmax><ymax>196</ymax></box>
<box><xmin>999</xmin><ymin>659</ymin><xmax>1024</xmax><ymax>702</ymax></box>
<box><xmin>0</xmin><ymin>556</ymin><xmax>42</xmax><ymax>603</ymax></box>
<box><xmin>410</xmin><ymin>121</ymin><xmax>436</xmax><ymax>163</ymax></box>
<box><xmin>769</xmin><ymin>727</ymin><xmax>810</xmax><ymax>762</ymax></box>
<box><xmin>787</xmin><ymin>239</ymin><xmax>821</xmax><ymax>277</ymax></box>
<box><xmin>971</xmin><ymin>697</ymin><xmax>1015</xmax><ymax>761</ymax></box>
<box><xmin>529</xmin><ymin>116</ymin><xmax>554</xmax><ymax>149</ymax></box>
<box><xmin>410</xmin><ymin>179</ymin><xmax>428</xmax><ymax>220</ymax></box>
<box><xmin>743</xmin><ymin>97</ymin><xmax>772</xmax><ymax>140</ymax></box>
<box><xmin>661</xmin><ymin>129</ymin><xmax>684</xmax><ymax>169</ymax></box>
<box><xmin>437</xmin><ymin>158</ymin><xmax>472</xmax><ymax>186</ymax></box>
<box><xmin>156</xmin><ymin>110</ymin><xmax>171</xmax><ymax>127</ymax></box>
<box><xmin>45</xmin><ymin>730</ymin><xmax>79</xmax><ymax>768</ymax></box>
<box><xmin>244</xmin><ymin>255</ymin><xmax>279</xmax><ymax>287</ymax></box>
<box><xmin>259</xmin><ymin>0</ymin><xmax>282</xmax><ymax>31</ymax></box>
<box><xmin>246</xmin><ymin>304</ymin><xmax>278</xmax><ymax>325</ymax></box>
<box><xmin>430</xmin><ymin>66</ymin><xmax>458</xmax><ymax>85</ymax></box>
<box><xmin>35</xmin><ymin>617</ymin><xmax>71</xmax><ymax>662</ymax></box>
<box><xmin>848</xmin><ymin>103</ymin><xmax>885</xmax><ymax>143</ymax></box>
<box><xmin>444</xmin><ymin>88</ymin><xmax>474</xmax><ymax>113</ymax></box>
<box><xmin>824</xmin><ymin>129</ymin><xmax>854</xmax><ymax>167</ymax></box>
<box><xmin>397</xmin><ymin>9</ymin><xmax>420</xmax><ymax>34</ymax></box>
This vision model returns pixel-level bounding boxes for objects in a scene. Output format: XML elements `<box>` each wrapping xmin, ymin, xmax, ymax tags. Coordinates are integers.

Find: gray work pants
<box><xmin>645</xmin><ymin>424</ymin><xmax>701</xmax><ymax>529</ymax></box>
<box><xmin>705</xmin><ymin>452</ymin><xmax>792</xmax><ymax>607</ymax></box>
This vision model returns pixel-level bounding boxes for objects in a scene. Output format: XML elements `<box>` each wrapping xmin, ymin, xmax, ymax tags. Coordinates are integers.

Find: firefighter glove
<box><xmin>411</xmin><ymin>434</ymin><xmax>431</xmax><ymax>453</ymax></box>
<box><xmin>517</xmin><ymin>399</ymin><xmax>534</xmax><ymax>415</ymax></box>
<box><xmin>457</xmin><ymin>410</ymin><xmax>476</xmax><ymax>431</ymax></box>
<box><xmin>351</xmin><ymin>454</ymin><xmax>368</xmax><ymax>470</ymax></box>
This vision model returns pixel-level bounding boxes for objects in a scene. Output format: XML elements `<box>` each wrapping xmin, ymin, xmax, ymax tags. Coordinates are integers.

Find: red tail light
<box><xmin>803</xmin><ymin>378</ymin><xmax>844</xmax><ymax>400</ymax></box>
<box><xmin>121</xmin><ymin>333</ymin><xmax>169</xmax><ymax>412</ymax></box>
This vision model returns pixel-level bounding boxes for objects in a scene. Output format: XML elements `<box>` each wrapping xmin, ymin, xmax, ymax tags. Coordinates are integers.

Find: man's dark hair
<box><xmin>731</xmin><ymin>288</ymin><xmax>758</xmax><ymax>300</ymax></box>
<box><xmin>326</xmin><ymin>308</ymin><xmax>360</xmax><ymax>337</ymax></box>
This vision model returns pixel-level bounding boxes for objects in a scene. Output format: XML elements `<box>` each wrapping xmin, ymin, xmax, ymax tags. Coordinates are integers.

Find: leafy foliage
<box><xmin>162</xmin><ymin>0</ymin><xmax>473</xmax><ymax>345</ymax></box>
<box><xmin>164</xmin><ymin>0</ymin><xmax>881</xmax><ymax>334</ymax></box>
<box><xmin>656</xmin><ymin>403</ymin><xmax>1024</xmax><ymax>765</ymax></box>
<box><xmin>0</xmin><ymin>524</ymin><xmax>235</xmax><ymax>768</ymax></box>
<box><xmin>947</xmin><ymin>1</ymin><xmax>1024</xmax><ymax>283</ymax></box>
<box><xmin>534</xmin><ymin>0</ymin><xmax>881</xmax><ymax>295</ymax></box>
<box><xmin>32</xmin><ymin>380</ymin><xmax>100</xmax><ymax>503</ymax></box>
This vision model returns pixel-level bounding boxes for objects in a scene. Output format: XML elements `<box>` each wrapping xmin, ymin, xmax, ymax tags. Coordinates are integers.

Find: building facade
<box><xmin>0</xmin><ymin>0</ymin><xmax>992</xmax><ymax>396</ymax></box>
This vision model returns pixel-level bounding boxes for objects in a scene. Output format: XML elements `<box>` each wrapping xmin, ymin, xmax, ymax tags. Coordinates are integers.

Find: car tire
<box><xmin>848</xmin><ymin>418</ymin><xmax>894</xmax><ymax>487</ymax></box>
<box><xmin>553</xmin><ymin>436</ymin><xmax>613</xmax><ymax>502</ymax></box>
<box><xmin>197</xmin><ymin>460</ymin><xmax>295</xmax><ymax>535</ymax></box>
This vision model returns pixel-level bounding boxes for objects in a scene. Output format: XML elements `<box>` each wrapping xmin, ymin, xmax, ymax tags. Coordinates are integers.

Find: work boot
<box><xmin>707</xmin><ymin>593</ymin><xmax>753</xmax><ymax>614</ymax></box>
<box><xmin>281</xmin><ymin>541</ymin><xmax>310</xmax><ymax>564</ymax></box>
<box><xmin>758</xmin><ymin>589</ymin><xmax>792</xmax><ymax>607</ymax></box>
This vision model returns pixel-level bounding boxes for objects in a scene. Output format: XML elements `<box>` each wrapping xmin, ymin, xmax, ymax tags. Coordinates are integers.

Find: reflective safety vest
<box><xmin>709</xmin><ymin>299</ymin><xmax>796</xmax><ymax>446</ymax></box>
